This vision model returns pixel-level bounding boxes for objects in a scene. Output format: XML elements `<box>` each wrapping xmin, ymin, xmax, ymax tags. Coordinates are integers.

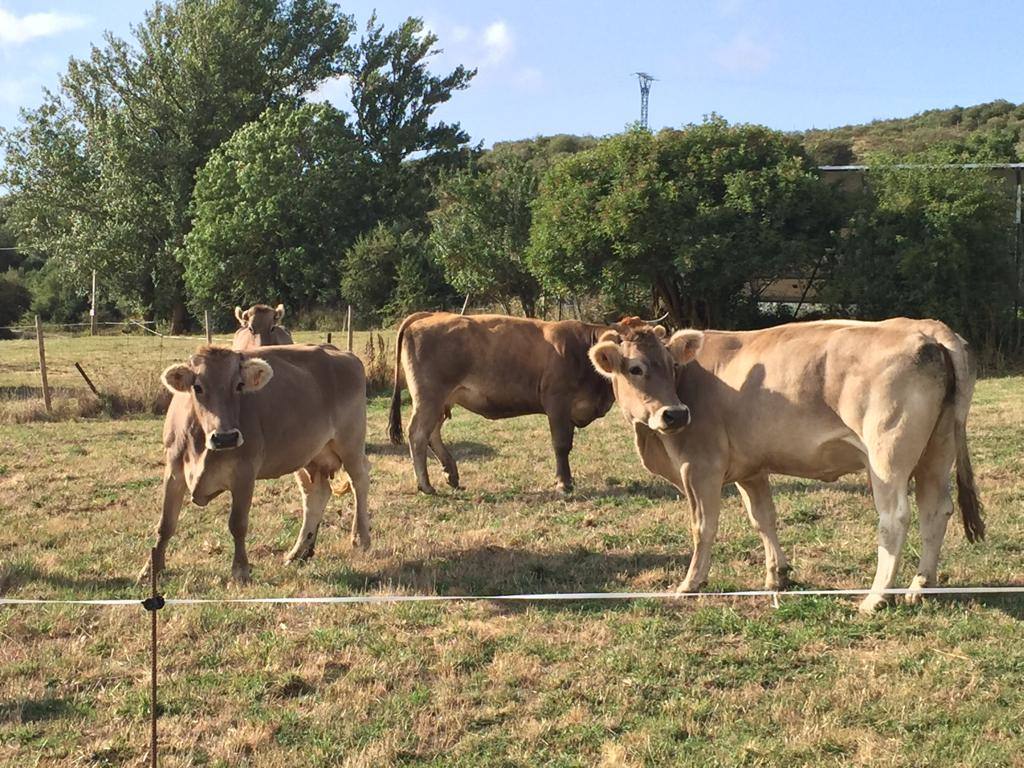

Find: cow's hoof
<box><xmin>858</xmin><ymin>593</ymin><xmax>888</xmax><ymax>614</ymax></box>
<box><xmin>766</xmin><ymin>565</ymin><xmax>791</xmax><ymax>591</ymax></box>
<box><xmin>905</xmin><ymin>575</ymin><xmax>929</xmax><ymax>606</ymax></box>
<box><xmin>350</xmin><ymin>533</ymin><xmax>371</xmax><ymax>550</ymax></box>
<box><xmin>417</xmin><ymin>484</ymin><xmax>437</xmax><ymax>495</ymax></box>
<box><xmin>442</xmin><ymin>473</ymin><xmax>461</xmax><ymax>490</ymax></box>
<box><xmin>231</xmin><ymin>564</ymin><xmax>251</xmax><ymax>584</ymax></box>
<box><xmin>556</xmin><ymin>482</ymin><xmax>573</xmax><ymax>497</ymax></box>
<box><xmin>135</xmin><ymin>563</ymin><xmax>151</xmax><ymax>586</ymax></box>
<box><xmin>674</xmin><ymin>579</ymin><xmax>703</xmax><ymax>594</ymax></box>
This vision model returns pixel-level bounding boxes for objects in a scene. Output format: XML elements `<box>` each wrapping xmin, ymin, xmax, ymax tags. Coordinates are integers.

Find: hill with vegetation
<box><xmin>801</xmin><ymin>99</ymin><xmax>1024</xmax><ymax>165</ymax></box>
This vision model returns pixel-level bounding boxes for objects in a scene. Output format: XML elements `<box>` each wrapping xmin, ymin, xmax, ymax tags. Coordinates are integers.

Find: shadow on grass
<box><xmin>0</xmin><ymin>560</ymin><xmax>135</xmax><ymax>597</ymax></box>
<box><xmin>366</xmin><ymin>440</ymin><xmax>497</xmax><ymax>460</ymax></box>
<box><xmin>0</xmin><ymin>696</ymin><xmax>86</xmax><ymax>724</ymax></box>
<box><xmin>330</xmin><ymin>545</ymin><xmax>690</xmax><ymax>603</ymax></box>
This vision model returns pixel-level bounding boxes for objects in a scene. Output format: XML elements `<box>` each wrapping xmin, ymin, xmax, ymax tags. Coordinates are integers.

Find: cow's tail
<box><xmin>388</xmin><ymin>312</ymin><xmax>431</xmax><ymax>445</ymax></box>
<box><xmin>939</xmin><ymin>332</ymin><xmax>985</xmax><ymax>543</ymax></box>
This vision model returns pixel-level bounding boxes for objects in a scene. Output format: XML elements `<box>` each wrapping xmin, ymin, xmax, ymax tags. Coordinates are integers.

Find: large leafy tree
<box><xmin>1</xmin><ymin>0</ymin><xmax>353</xmax><ymax>331</ymax></box>
<box><xmin>183</xmin><ymin>102</ymin><xmax>369</xmax><ymax>321</ymax></box>
<box><xmin>429</xmin><ymin>150</ymin><xmax>541</xmax><ymax>315</ymax></box>
<box><xmin>825</xmin><ymin>150</ymin><xmax>1017</xmax><ymax>356</ymax></box>
<box><xmin>346</xmin><ymin>14</ymin><xmax>476</xmax><ymax>225</ymax></box>
<box><xmin>529</xmin><ymin>118</ymin><xmax>839</xmax><ymax>327</ymax></box>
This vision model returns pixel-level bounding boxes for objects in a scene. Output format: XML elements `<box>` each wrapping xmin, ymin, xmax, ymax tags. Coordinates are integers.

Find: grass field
<box><xmin>1</xmin><ymin>333</ymin><xmax>1023</xmax><ymax>767</ymax></box>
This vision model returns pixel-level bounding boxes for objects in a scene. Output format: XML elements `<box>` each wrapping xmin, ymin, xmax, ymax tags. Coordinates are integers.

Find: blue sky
<box><xmin>1</xmin><ymin>0</ymin><xmax>1022</xmax><ymax>146</ymax></box>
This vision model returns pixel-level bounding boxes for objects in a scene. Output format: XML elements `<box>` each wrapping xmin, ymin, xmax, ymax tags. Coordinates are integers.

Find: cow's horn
<box><xmin>644</xmin><ymin>311</ymin><xmax>670</xmax><ymax>324</ymax></box>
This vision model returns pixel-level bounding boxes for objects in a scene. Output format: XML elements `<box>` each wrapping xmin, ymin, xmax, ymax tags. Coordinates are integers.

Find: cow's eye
<box><xmin>628</xmin><ymin>365</ymin><xmax>644</xmax><ymax>377</ymax></box>
<box><xmin>236</xmin><ymin>382</ymin><xmax>244</xmax><ymax>392</ymax></box>
<box><xmin>192</xmin><ymin>383</ymin><xmax>203</xmax><ymax>395</ymax></box>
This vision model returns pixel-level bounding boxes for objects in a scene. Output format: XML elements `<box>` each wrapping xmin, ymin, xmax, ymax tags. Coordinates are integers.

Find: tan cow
<box><xmin>588</xmin><ymin>318</ymin><xmax>984</xmax><ymax>612</ymax></box>
<box><xmin>139</xmin><ymin>344</ymin><xmax>370</xmax><ymax>582</ymax></box>
<box><xmin>388</xmin><ymin>312</ymin><xmax>620</xmax><ymax>494</ymax></box>
<box><xmin>232</xmin><ymin>303</ymin><xmax>294</xmax><ymax>351</ymax></box>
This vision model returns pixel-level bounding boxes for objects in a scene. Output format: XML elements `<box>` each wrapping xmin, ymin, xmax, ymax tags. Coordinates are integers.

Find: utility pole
<box><xmin>634</xmin><ymin>72</ymin><xmax>656</xmax><ymax>130</ymax></box>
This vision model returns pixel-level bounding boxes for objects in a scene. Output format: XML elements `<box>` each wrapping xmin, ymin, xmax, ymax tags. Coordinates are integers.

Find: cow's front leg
<box><xmin>137</xmin><ymin>461</ymin><xmax>187</xmax><ymax>585</ymax></box>
<box><xmin>228</xmin><ymin>477</ymin><xmax>255</xmax><ymax>583</ymax></box>
<box><xmin>286</xmin><ymin>469</ymin><xmax>332</xmax><ymax>563</ymax></box>
<box><xmin>735</xmin><ymin>474</ymin><xmax>790</xmax><ymax>590</ymax></box>
<box><xmin>676</xmin><ymin>464</ymin><xmax>723</xmax><ymax>593</ymax></box>
<box><xmin>546</xmin><ymin>410</ymin><xmax>575</xmax><ymax>495</ymax></box>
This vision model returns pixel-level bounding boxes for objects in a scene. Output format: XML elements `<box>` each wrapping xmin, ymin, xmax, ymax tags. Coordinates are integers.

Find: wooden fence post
<box><xmin>346</xmin><ymin>305</ymin><xmax>354</xmax><ymax>352</ymax></box>
<box><xmin>35</xmin><ymin>316</ymin><xmax>52</xmax><ymax>414</ymax></box>
<box><xmin>205</xmin><ymin>311</ymin><xmax>212</xmax><ymax>344</ymax></box>
<box><xmin>461</xmin><ymin>294</ymin><xmax>470</xmax><ymax>316</ymax></box>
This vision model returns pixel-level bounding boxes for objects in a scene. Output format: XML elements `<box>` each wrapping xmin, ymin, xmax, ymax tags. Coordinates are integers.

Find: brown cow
<box><xmin>139</xmin><ymin>344</ymin><xmax>370</xmax><ymax>582</ymax></box>
<box><xmin>232</xmin><ymin>303</ymin><xmax>294</xmax><ymax>351</ymax></box>
<box><xmin>588</xmin><ymin>318</ymin><xmax>984</xmax><ymax>612</ymax></box>
<box><xmin>388</xmin><ymin>312</ymin><xmax>619</xmax><ymax>495</ymax></box>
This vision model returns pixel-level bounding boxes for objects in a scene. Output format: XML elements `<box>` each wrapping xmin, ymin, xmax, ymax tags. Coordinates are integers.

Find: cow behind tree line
<box><xmin>232</xmin><ymin>303</ymin><xmax>294</xmax><ymax>351</ymax></box>
<box><xmin>588</xmin><ymin>317</ymin><xmax>984</xmax><ymax>613</ymax></box>
<box><xmin>139</xmin><ymin>343</ymin><xmax>370</xmax><ymax>583</ymax></box>
<box><xmin>388</xmin><ymin>312</ymin><xmax>634</xmax><ymax>495</ymax></box>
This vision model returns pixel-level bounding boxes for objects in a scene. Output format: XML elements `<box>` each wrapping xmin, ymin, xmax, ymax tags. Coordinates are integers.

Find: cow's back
<box><xmin>679</xmin><ymin>318</ymin><xmax>960</xmax><ymax>481</ymax></box>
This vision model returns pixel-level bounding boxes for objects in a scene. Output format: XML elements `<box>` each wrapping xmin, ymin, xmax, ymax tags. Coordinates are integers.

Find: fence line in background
<box><xmin>34</xmin><ymin>315</ymin><xmax>52</xmax><ymax>414</ymax></box>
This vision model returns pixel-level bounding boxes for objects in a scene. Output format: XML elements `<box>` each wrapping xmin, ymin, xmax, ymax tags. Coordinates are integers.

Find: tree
<box><xmin>824</xmin><ymin>150</ymin><xmax>1017</xmax><ymax>357</ymax></box>
<box><xmin>529</xmin><ymin>119</ymin><xmax>838</xmax><ymax>327</ymax></box>
<box><xmin>341</xmin><ymin>224</ymin><xmax>452</xmax><ymax>326</ymax></box>
<box><xmin>182</xmin><ymin>102</ymin><xmax>368</xmax><ymax>321</ymax></box>
<box><xmin>346</xmin><ymin>14</ymin><xmax>476</xmax><ymax>224</ymax></box>
<box><xmin>429</xmin><ymin>150</ymin><xmax>541</xmax><ymax>315</ymax></box>
<box><xmin>1</xmin><ymin>0</ymin><xmax>353</xmax><ymax>330</ymax></box>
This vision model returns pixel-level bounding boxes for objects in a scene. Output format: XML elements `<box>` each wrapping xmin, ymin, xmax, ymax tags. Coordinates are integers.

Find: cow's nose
<box><xmin>209</xmin><ymin>430</ymin><xmax>242</xmax><ymax>450</ymax></box>
<box><xmin>658</xmin><ymin>406</ymin><xmax>690</xmax><ymax>431</ymax></box>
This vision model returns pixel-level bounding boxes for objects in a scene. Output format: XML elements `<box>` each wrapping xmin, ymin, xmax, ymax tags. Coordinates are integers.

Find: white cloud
<box><xmin>306</xmin><ymin>74</ymin><xmax>352</xmax><ymax>108</ymax></box>
<box><xmin>0</xmin><ymin>6</ymin><xmax>87</xmax><ymax>45</ymax></box>
<box><xmin>713</xmin><ymin>31</ymin><xmax>772</xmax><ymax>75</ymax></box>
<box><xmin>481</xmin><ymin>20</ymin><xmax>513</xmax><ymax>65</ymax></box>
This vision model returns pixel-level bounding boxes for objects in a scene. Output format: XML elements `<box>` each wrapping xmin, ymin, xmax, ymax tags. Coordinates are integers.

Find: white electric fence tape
<box><xmin>2</xmin><ymin>585</ymin><xmax>1023</xmax><ymax>608</ymax></box>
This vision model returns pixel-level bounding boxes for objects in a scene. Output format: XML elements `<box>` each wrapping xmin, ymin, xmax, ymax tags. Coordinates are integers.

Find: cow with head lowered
<box><xmin>139</xmin><ymin>344</ymin><xmax>370</xmax><ymax>582</ymax></box>
<box><xmin>589</xmin><ymin>318</ymin><xmax>984</xmax><ymax>612</ymax></box>
<box><xmin>389</xmin><ymin>312</ymin><xmax>641</xmax><ymax>495</ymax></box>
<box><xmin>232</xmin><ymin>303</ymin><xmax>294</xmax><ymax>351</ymax></box>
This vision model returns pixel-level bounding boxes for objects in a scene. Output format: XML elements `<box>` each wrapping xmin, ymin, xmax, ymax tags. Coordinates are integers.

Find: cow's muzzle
<box><xmin>650</xmin><ymin>406</ymin><xmax>690</xmax><ymax>434</ymax></box>
<box><xmin>207</xmin><ymin>429</ymin><xmax>244</xmax><ymax>451</ymax></box>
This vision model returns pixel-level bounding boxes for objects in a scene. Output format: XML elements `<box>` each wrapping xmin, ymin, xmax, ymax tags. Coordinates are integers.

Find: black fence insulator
<box><xmin>142</xmin><ymin>595</ymin><xmax>165</xmax><ymax>611</ymax></box>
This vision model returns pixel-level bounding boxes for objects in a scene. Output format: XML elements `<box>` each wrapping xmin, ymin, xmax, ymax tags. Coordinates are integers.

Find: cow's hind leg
<box><xmin>907</xmin><ymin>414</ymin><xmax>957</xmax><ymax>605</ymax></box>
<box><xmin>429</xmin><ymin>419</ymin><xmax>460</xmax><ymax>489</ymax></box>
<box><xmin>736</xmin><ymin>475</ymin><xmax>790</xmax><ymax>590</ymax></box>
<box><xmin>408</xmin><ymin>402</ymin><xmax>444</xmax><ymax>494</ymax></box>
<box><xmin>286</xmin><ymin>469</ymin><xmax>332</xmax><ymax>563</ymax></box>
<box><xmin>137</xmin><ymin>462</ymin><xmax>187</xmax><ymax>584</ymax></box>
<box><xmin>861</xmin><ymin>467</ymin><xmax>913</xmax><ymax>613</ymax></box>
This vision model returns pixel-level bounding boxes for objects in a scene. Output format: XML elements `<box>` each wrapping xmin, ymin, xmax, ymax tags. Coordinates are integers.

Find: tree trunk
<box><xmin>170</xmin><ymin>301</ymin><xmax>188</xmax><ymax>335</ymax></box>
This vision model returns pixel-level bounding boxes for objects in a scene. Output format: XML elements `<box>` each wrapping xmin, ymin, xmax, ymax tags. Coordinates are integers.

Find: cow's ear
<box><xmin>274</xmin><ymin>304</ymin><xmax>285</xmax><ymax>322</ymax></box>
<box><xmin>667</xmin><ymin>329</ymin><xmax>704</xmax><ymax>366</ymax></box>
<box><xmin>240</xmin><ymin>358</ymin><xmax>274</xmax><ymax>392</ymax></box>
<box><xmin>161</xmin><ymin>364</ymin><xmax>195</xmax><ymax>393</ymax></box>
<box><xmin>652</xmin><ymin>325</ymin><xmax>667</xmax><ymax>339</ymax></box>
<box><xmin>234</xmin><ymin>306</ymin><xmax>244</xmax><ymax>325</ymax></box>
<box><xmin>589</xmin><ymin>341</ymin><xmax>622</xmax><ymax>379</ymax></box>
<box><xmin>598</xmin><ymin>329</ymin><xmax>622</xmax><ymax>344</ymax></box>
